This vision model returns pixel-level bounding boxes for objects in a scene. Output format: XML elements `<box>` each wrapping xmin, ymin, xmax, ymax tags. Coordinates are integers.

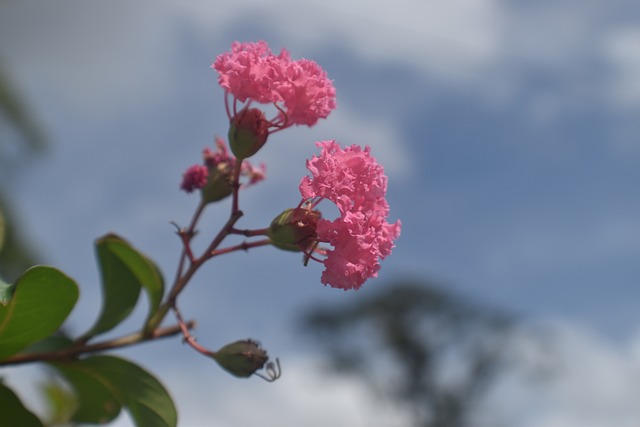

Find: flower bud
<box><xmin>212</xmin><ymin>339</ymin><xmax>268</xmax><ymax>378</ymax></box>
<box><xmin>200</xmin><ymin>164</ymin><xmax>234</xmax><ymax>204</ymax></box>
<box><xmin>268</xmin><ymin>207</ymin><xmax>321</xmax><ymax>252</ymax></box>
<box><xmin>228</xmin><ymin>108</ymin><xmax>269</xmax><ymax>159</ymax></box>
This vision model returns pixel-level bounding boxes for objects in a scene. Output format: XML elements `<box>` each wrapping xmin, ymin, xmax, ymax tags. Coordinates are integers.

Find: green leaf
<box><xmin>0</xmin><ymin>266</ymin><xmax>79</xmax><ymax>360</ymax></box>
<box><xmin>0</xmin><ymin>276</ymin><xmax>14</xmax><ymax>305</ymax></box>
<box><xmin>52</xmin><ymin>355</ymin><xmax>177</xmax><ymax>427</ymax></box>
<box><xmin>82</xmin><ymin>233</ymin><xmax>164</xmax><ymax>340</ymax></box>
<box><xmin>51</xmin><ymin>359</ymin><xmax>122</xmax><ymax>424</ymax></box>
<box><xmin>21</xmin><ymin>335</ymin><xmax>74</xmax><ymax>354</ymax></box>
<box><xmin>0</xmin><ymin>382</ymin><xmax>44</xmax><ymax>427</ymax></box>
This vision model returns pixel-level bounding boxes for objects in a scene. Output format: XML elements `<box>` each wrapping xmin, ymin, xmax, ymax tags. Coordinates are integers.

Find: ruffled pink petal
<box><xmin>300</xmin><ymin>141</ymin><xmax>401</xmax><ymax>290</ymax></box>
<box><xmin>213</xmin><ymin>41</ymin><xmax>336</xmax><ymax>128</ymax></box>
<box><xmin>212</xmin><ymin>40</ymin><xmax>286</xmax><ymax>104</ymax></box>
<box><xmin>180</xmin><ymin>164</ymin><xmax>209</xmax><ymax>193</ymax></box>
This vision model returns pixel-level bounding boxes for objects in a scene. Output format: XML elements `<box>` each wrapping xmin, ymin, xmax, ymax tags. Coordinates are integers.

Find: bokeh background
<box><xmin>1</xmin><ymin>0</ymin><xmax>639</xmax><ymax>426</ymax></box>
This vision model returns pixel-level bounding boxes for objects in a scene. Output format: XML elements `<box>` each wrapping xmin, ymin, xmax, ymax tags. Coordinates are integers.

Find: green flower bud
<box><xmin>268</xmin><ymin>207</ymin><xmax>321</xmax><ymax>252</ymax></box>
<box><xmin>228</xmin><ymin>108</ymin><xmax>269</xmax><ymax>159</ymax></box>
<box><xmin>200</xmin><ymin>164</ymin><xmax>234</xmax><ymax>204</ymax></box>
<box><xmin>213</xmin><ymin>339</ymin><xmax>269</xmax><ymax>378</ymax></box>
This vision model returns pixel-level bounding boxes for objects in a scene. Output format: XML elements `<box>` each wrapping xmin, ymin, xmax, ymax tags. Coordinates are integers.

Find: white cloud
<box><xmin>103</xmin><ymin>356</ymin><xmax>410</xmax><ymax>427</ymax></box>
<box><xmin>601</xmin><ymin>27</ymin><xmax>640</xmax><ymax>108</ymax></box>
<box><xmin>2</xmin><ymin>0</ymin><xmax>638</xmax><ymax>127</ymax></box>
<box><xmin>512</xmin><ymin>321</ymin><xmax>640</xmax><ymax>427</ymax></box>
<box><xmin>175</xmin><ymin>0</ymin><xmax>503</xmax><ymax>77</ymax></box>
<box><xmin>0</xmin><ymin>0</ymin><xmax>504</xmax><ymax>118</ymax></box>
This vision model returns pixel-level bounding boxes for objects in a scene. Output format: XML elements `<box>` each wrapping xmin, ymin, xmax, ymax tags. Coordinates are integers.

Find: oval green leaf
<box><xmin>52</xmin><ymin>355</ymin><xmax>177</xmax><ymax>427</ymax></box>
<box><xmin>0</xmin><ymin>266</ymin><xmax>79</xmax><ymax>360</ymax></box>
<box><xmin>51</xmin><ymin>359</ymin><xmax>122</xmax><ymax>424</ymax></box>
<box><xmin>81</xmin><ymin>233</ymin><xmax>164</xmax><ymax>340</ymax></box>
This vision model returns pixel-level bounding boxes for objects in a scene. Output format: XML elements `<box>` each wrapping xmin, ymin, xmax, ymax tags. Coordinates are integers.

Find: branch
<box><xmin>0</xmin><ymin>321</ymin><xmax>196</xmax><ymax>367</ymax></box>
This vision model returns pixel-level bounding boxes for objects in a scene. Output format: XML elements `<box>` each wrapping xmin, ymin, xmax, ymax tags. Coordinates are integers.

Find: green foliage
<box><xmin>81</xmin><ymin>233</ymin><xmax>165</xmax><ymax>340</ymax></box>
<box><xmin>52</xmin><ymin>355</ymin><xmax>177</xmax><ymax>427</ymax></box>
<box><xmin>21</xmin><ymin>334</ymin><xmax>75</xmax><ymax>354</ymax></box>
<box><xmin>51</xmin><ymin>357</ymin><xmax>122</xmax><ymax>424</ymax></box>
<box><xmin>0</xmin><ymin>235</ymin><xmax>177</xmax><ymax>427</ymax></box>
<box><xmin>0</xmin><ymin>381</ymin><xmax>44</xmax><ymax>427</ymax></box>
<box><xmin>0</xmin><ymin>266</ymin><xmax>79</xmax><ymax>360</ymax></box>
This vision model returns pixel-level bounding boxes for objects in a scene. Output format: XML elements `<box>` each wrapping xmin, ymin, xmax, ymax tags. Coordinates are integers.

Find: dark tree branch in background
<box><xmin>0</xmin><ymin>64</ymin><xmax>47</xmax><ymax>281</ymax></box>
<box><xmin>0</xmin><ymin>64</ymin><xmax>46</xmax><ymax>157</ymax></box>
<box><xmin>299</xmin><ymin>279</ymin><xmax>517</xmax><ymax>427</ymax></box>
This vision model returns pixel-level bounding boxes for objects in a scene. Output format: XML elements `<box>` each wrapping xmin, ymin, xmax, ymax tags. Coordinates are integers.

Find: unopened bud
<box><xmin>268</xmin><ymin>207</ymin><xmax>321</xmax><ymax>252</ymax></box>
<box><xmin>212</xmin><ymin>339</ymin><xmax>268</xmax><ymax>378</ymax></box>
<box><xmin>228</xmin><ymin>108</ymin><xmax>269</xmax><ymax>159</ymax></box>
<box><xmin>200</xmin><ymin>164</ymin><xmax>234</xmax><ymax>203</ymax></box>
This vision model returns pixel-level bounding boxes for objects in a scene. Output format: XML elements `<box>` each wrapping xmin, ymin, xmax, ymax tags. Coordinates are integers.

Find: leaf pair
<box><xmin>81</xmin><ymin>233</ymin><xmax>165</xmax><ymax>341</ymax></box>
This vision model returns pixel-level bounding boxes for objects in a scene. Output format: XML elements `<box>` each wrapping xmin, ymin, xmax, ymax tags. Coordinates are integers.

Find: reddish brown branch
<box><xmin>0</xmin><ymin>321</ymin><xmax>196</xmax><ymax>367</ymax></box>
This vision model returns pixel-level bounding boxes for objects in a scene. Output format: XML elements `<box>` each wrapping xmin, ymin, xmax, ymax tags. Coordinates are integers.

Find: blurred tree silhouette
<box><xmin>0</xmin><ymin>61</ymin><xmax>46</xmax><ymax>281</ymax></box>
<box><xmin>300</xmin><ymin>279</ymin><xmax>517</xmax><ymax>427</ymax></box>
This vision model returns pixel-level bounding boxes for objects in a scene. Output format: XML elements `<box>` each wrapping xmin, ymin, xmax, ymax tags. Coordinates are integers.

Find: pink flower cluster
<box><xmin>185</xmin><ymin>42</ymin><xmax>401</xmax><ymax>291</ymax></box>
<box><xmin>213</xmin><ymin>41</ymin><xmax>336</xmax><ymax>127</ymax></box>
<box><xmin>299</xmin><ymin>141</ymin><xmax>401</xmax><ymax>290</ymax></box>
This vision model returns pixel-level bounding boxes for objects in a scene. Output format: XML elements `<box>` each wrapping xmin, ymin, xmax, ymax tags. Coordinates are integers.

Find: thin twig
<box><xmin>211</xmin><ymin>239</ymin><xmax>271</xmax><ymax>257</ymax></box>
<box><xmin>231</xmin><ymin>157</ymin><xmax>243</xmax><ymax>215</ymax></box>
<box><xmin>172</xmin><ymin>303</ymin><xmax>215</xmax><ymax>357</ymax></box>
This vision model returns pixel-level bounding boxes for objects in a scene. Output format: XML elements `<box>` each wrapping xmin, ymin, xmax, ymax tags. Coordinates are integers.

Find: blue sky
<box><xmin>1</xmin><ymin>1</ymin><xmax>640</xmax><ymax>426</ymax></box>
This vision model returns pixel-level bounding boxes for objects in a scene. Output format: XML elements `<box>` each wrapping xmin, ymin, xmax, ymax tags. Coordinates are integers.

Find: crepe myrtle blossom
<box><xmin>180</xmin><ymin>165</ymin><xmax>209</xmax><ymax>193</ymax></box>
<box><xmin>269</xmin><ymin>140</ymin><xmax>401</xmax><ymax>290</ymax></box>
<box><xmin>180</xmin><ymin>137</ymin><xmax>266</xmax><ymax>203</ymax></box>
<box><xmin>212</xmin><ymin>41</ymin><xmax>336</xmax><ymax>158</ymax></box>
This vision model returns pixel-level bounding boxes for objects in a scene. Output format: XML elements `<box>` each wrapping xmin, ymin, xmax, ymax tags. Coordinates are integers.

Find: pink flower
<box><xmin>213</xmin><ymin>41</ymin><xmax>286</xmax><ymax>105</ymax></box>
<box><xmin>241</xmin><ymin>161</ymin><xmax>267</xmax><ymax>186</ymax></box>
<box><xmin>180</xmin><ymin>164</ymin><xmax>209</xmax><ymax>193</ymax></box>
<box><xmin>212</xmin><ymin>41</ymin><xmax>336</xmax><ymax>129</ymax></box>
<box><xmin>276</xmin><ymin>58</ymin><xmax>336</xmax><ymax>127</ymax></box>
<box><xmin>202</xmin><ymin>137</ymin><xmax>232</xmax><ymax>168</ymax></box>
<box><xmin>299</xmin><ymin>141</ymin><xmax>401</xmax><ymax>290</ymax></box>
